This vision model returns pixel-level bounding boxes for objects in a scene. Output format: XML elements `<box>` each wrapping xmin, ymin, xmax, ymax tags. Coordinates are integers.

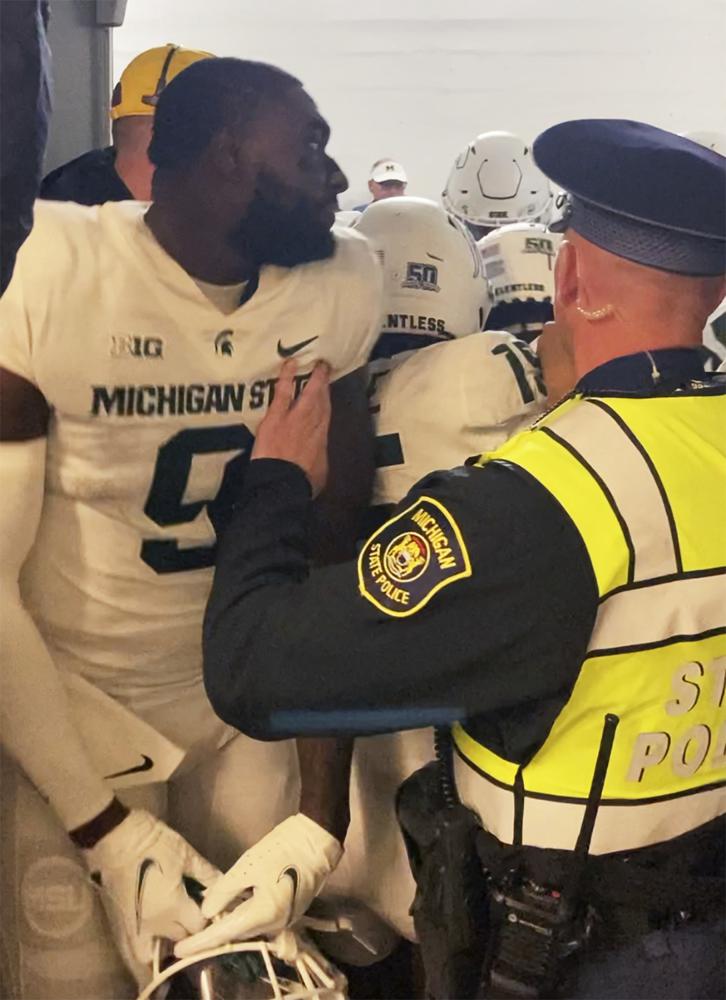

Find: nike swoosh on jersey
<box><xmin>104</xmin><ymin>755</ymin><xmax>154</xmax><ymax>780</ymax></box>
<box><xmin>135</xmin><ymin>857</ymin><xmax>160</xmax><ymax>933</ymax></box>
<box><xmin>277</xmin><ymin>336</ymin><xmax>319</xmax><ymax>358</ymax></box>
<box><xmin>277</xmin><ymin>865</ymin><xmax>300</xmax><ymax>911</ymax></box>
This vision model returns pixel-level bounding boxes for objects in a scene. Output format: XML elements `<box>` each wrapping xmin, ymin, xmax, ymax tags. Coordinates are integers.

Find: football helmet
<box><xmin>442</xmin><ymin>131</ymin><xmax>553</xmax><ymax>236</ymax></box>
<box><xmin>681</xmin><ymin>130</ymin><xmax>726</xmax><ymax>157</ymax></box>
<box><xmin>354</xmin><ymin>196</ymin><xmax>490</xmax><ymax>356</ymax></box>
<box><xmin>137</xmin><ymin>930</ymin><xmax>346</xmax><ymax>1000</ymax></box>
<box><xmin>478</xmin><ymin>223</ymin><xmax>563</xmax><ymax>342</ymax></box>
<box><xmin>547</xmin><ymin>188</ymin><xmax>571</xmax><ymax>231</ymax></box>
<box><xmin>333</xmin><ymin>210</ymin><xmax>362</xmax><ymax>228</ymax></box>
<box><xmin>702</xmin><ymin>296</ymin><xmax>726</xmax><ymax>371</ymax></box>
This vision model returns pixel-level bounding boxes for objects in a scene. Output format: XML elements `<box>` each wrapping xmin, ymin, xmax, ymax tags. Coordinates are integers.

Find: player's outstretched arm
<box><xmin>0</xmin><ymin>370</ymin><xmax>221</xmax><ymax>987</ymax></box>
<box><xmin>286</xmin><ymin>362</ymin><xmax>373</xmax><ymax>842</ymax></box>
<box><xmin>0</xmin><ymin>368</ymin><xmax>113</xmax><ymax>830</ymax></box>
<box><xmin>251</xmin><ymin>356</ymin><xmax>356</xmax><ymax>834</ymax></box>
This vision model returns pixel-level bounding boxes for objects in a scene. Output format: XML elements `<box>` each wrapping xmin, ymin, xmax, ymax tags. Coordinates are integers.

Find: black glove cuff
<box><xmin>69</xmin><ymin>796</ymin><xmax>130</xmax><ymax>850</ymax></box>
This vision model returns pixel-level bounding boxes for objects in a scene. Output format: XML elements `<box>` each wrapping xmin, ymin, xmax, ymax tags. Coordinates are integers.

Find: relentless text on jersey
<box><xmin>385</xmin><ymin>314</ymin><xmax>448</xmax><ymax>334</ymax></box>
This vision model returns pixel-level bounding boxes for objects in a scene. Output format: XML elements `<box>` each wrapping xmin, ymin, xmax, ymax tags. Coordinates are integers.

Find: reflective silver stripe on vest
<box><xmin>453</xmin><ymin>750</ymin><xmax>726</xmax><ymax>853</ymax></box>
<box><xmin>589</xmin><ymin>571</ymin><xmax>726</xmax><ymax>655</ymax></box>
<box><xmin>542</xmin><ymin>399</ymin><xmax>679</xmax><ymax>582</ymax></box>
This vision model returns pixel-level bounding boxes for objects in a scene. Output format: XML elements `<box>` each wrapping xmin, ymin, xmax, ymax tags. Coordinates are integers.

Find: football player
<box><xmin>360</xmin><ymin>198</ymin><xmax>548</xmax><ymax>519</ymax></box>
<box><xmin>175</xmin><ymin>197</ymin><xmax>577</xmax><ymax>964</ymax></box>
<box><xmin>442</xmin><ymin>130</ymin><xmax>553</xmax><ymax>240</ymax></box>
<box><xmin>0</xmin><ymin>57</ymin><xmax>382</xmax><ymax>998</ymax></box>
<box><xmin>334</xmin><ymin>209</ymin><xmax>362</xmax><ymax>227</ymax></box>
<box><xmin>478</xmin><ymin>221</ymin><xmax>564</xmax><ymax>341</ymax></box>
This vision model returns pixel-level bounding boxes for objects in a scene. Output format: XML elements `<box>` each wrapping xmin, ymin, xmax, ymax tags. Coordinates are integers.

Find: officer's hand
<box><xmin>537</xmin><ymin>320</ymin><xmax>576</xmax><ymax>403</ymax></box>
<box><xmin>252</xmin><ymin>360</ymin><xmax>331</xmax><ymax>496</ymax></box>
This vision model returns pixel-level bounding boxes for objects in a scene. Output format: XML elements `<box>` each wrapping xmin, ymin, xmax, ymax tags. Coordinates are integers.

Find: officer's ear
<box><xmin>554</xmin><ymin>239</ymin><xmax>579</xmax><ymax>313</ymax></box>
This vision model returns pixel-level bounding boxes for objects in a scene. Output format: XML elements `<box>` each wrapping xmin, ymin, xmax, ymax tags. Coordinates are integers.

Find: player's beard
<box><xmin>228</xmin><ymin>170</ymin><xmax>336</xmax><ymax>268</ymax></box>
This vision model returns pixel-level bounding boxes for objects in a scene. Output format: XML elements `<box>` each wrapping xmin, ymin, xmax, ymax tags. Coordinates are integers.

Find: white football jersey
<box><xmin>0</xmin><ymin>201</ymin><xmax>382</xmax><ymax>726</ymax></box>
<box><xmin>370</xmin><ymin>331</ymin><xmax>547</xmax><ymax>507</ymax></box>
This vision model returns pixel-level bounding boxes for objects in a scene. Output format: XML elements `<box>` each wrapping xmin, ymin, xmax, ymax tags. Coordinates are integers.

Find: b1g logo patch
<box><xmin>358</xmin><ymin>496</ymin><xmax>471</xmax><ymax>617</ymax></box>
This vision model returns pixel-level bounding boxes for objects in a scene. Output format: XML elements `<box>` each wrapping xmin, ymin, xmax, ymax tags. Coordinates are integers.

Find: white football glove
<box><xmin>174</xmin><ymin>813</ymin><xmax>343</xmax><ymax>958</ymax></box>
<box><xmin>84</xmin><ymin>809</ymin><xmax>221</xmax><ymax>984</ymax></box>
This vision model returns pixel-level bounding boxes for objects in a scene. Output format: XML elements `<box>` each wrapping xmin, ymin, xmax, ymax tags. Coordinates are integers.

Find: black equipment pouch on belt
<box><xmin>397</xmin><ymin>760</ymin><xmax>489</xmax><ymax>999</ymax></box>
<box><xmin>476</xmin><ymin>714</ymin><xmax>619</xmax><ymax>999</ymax></box>
<box><xmin>475</xmin><ymin>828</ymin><xmax>594</xmax><ymax>1000</ymax></box>
<box><xmin>484</xmin><ymin>880</ymin><xmax>570</xmax><ymax>999</ymax></box>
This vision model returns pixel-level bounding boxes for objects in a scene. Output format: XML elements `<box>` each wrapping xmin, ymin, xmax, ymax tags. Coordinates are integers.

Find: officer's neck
<box><xmin>114</xmin><ymin>150</ymin><xmax>153</xmax><ymax>201</ymax></box>
<box><xmin>573</xmin><ymin>319</ymin><xmax>704</xmax><ymax>381</ymax></box>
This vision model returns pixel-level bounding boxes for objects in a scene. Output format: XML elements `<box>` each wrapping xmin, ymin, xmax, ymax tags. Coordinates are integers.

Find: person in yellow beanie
<box><xmin>41</xmin><ymin>43</ymin><xmax>213</xmax><ymax>205</ymax></box>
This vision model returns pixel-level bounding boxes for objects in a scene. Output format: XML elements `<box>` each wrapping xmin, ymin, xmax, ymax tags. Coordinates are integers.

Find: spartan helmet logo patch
<box><xmin>214</xmin><ymin>329</ymin><xmax>234</xmax><ymax>356</ymax></box>
<box><xmin>358</xmin><ymin>496</ymin><xmax>471</xmax><ymax>617</ymax></box>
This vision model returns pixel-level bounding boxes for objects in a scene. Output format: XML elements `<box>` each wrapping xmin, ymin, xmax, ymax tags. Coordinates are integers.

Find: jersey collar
<box><xmin>577</xmin><ymin>347</ymin><xmax>708</xmax><ymax>394</ymax></box>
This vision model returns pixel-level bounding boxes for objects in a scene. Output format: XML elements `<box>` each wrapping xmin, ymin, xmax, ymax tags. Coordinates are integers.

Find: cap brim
<box><xmin>371</xmin><ymin>171</ymin><xmax>407</xmax><ymax>183</ymax></box>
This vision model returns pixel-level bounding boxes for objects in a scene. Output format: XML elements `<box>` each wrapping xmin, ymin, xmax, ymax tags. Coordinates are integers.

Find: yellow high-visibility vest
<box><xmin>454</xmin><ymin>389</ymin><xmax>726</xmax><ymax>854</ymax></box>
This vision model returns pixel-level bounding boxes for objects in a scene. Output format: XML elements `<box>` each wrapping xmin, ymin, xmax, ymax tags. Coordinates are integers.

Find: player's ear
<box><xmin>208</xmin><ymin>127</ymin><xmax>256</xmax><ymax>190</ymax></box>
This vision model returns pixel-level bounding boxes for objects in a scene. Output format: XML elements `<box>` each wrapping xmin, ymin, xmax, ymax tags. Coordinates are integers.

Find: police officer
<box><xmin>40</xmin><ymin>43</ymin><xmax>213</xmax><ymax>205</ymax></box>
<box><xmin>191</xmin><ymin>121</ymin><xmax>726</xmax><ymax>998</ymax></box>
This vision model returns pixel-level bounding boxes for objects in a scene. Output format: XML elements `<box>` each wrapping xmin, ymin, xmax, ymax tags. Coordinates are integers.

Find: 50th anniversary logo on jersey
<box><xmin>358</xmin><ymin>496</ymin><xmax>471</xmax><ymax>617</ymax></box>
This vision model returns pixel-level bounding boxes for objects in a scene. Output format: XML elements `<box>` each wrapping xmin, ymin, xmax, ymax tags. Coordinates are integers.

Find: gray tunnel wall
<box><xmin>44</xmin><ymin>0</ymin><xmax>126</xmax><ymax>173</ymax></box>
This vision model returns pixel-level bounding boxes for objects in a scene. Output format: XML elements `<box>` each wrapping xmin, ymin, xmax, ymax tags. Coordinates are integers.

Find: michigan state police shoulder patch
<box><xmin>358</xmin><ymin>495</ymin><xmax>472</xmax><ymax>617</ymax></box>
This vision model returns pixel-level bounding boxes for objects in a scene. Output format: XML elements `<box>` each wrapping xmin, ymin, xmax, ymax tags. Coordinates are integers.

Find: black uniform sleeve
<box><xmin>0</xmin><ymin>0</ymin><xmax>51</xmax><ymax>296</ymax></box>
<box><xmin>203</xmin><ymin>458</ymin><xmax>598</xmax><ymax>740</ymax></box>
<box><xmin>39</xmin><ymin>148</ymin><xmax>132</xmax><ymax>206</ymax></box>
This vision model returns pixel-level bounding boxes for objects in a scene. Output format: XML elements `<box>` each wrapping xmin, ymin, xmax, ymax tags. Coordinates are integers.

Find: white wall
<box><xmin>114</xmin><ymin>0</ymin><xmax>726</xmax><ymax>208</ymax></box>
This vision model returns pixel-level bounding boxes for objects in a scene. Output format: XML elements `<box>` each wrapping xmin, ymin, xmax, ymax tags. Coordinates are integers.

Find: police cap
<box><xmin>533</xmin><ymin>119</ymin><xmax>726</xmax><ymax>276</ymax></box>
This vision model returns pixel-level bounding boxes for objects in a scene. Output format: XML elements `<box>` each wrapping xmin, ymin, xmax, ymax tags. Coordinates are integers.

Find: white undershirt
<box><xmin>194</xmin><ymin>278</ymin><xmax>248</xmax><ymax>314</ymax></box>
